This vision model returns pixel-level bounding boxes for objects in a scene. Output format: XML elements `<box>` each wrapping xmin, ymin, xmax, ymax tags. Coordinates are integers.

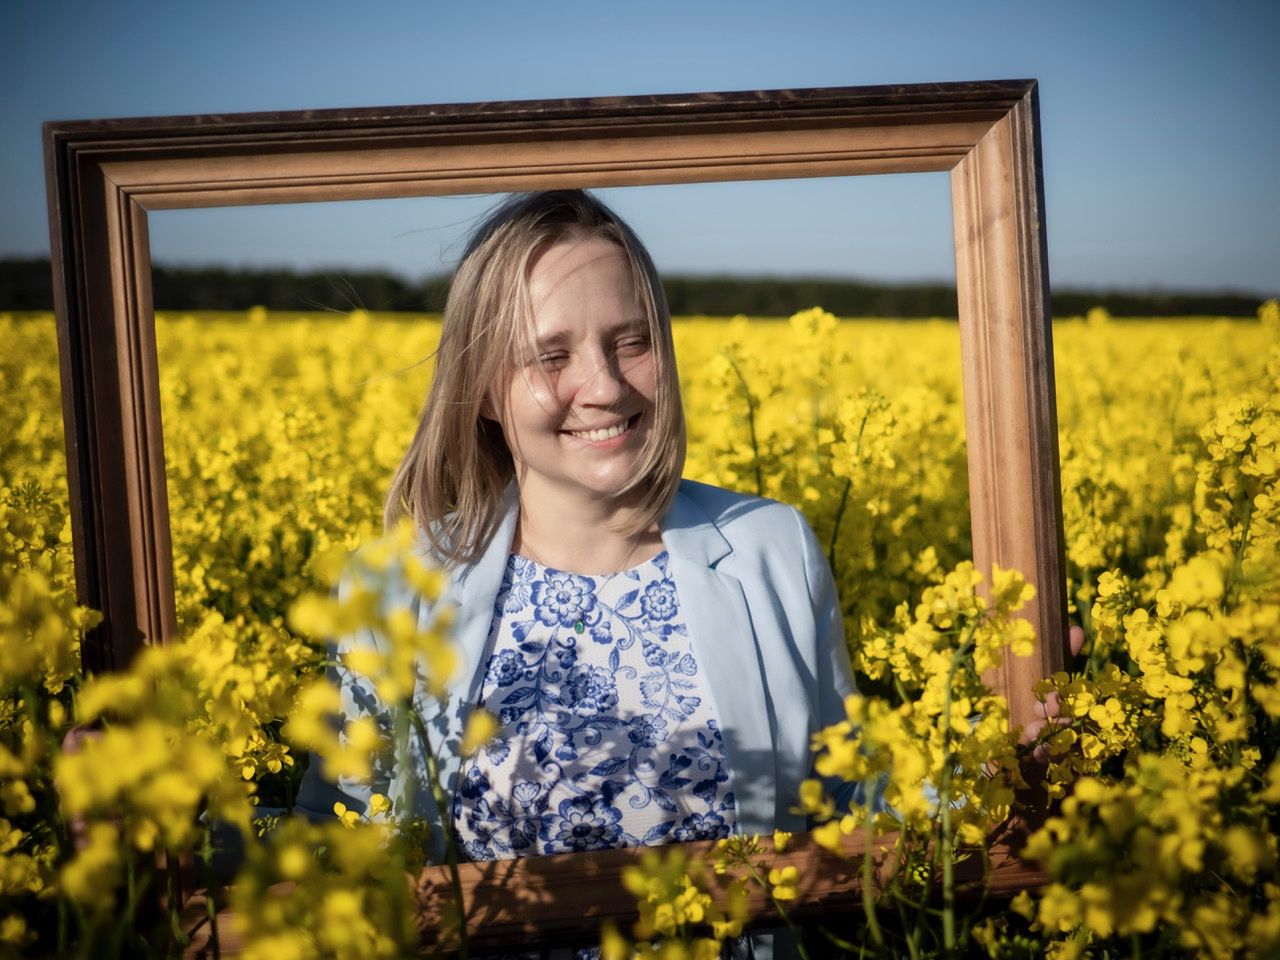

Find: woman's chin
<box><xmin>572</xmin><ymin>471</ymin><xmax>647</xmax><ymax>507</ymax></box>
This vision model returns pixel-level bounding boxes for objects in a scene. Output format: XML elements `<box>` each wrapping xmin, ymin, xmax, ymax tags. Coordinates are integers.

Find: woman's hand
<box><xmin>58</xmin><ymin>726</ymin><xmax>107</xmax><ymax>852</ymax></box>
<box><xmin>1020</xmin><ymin>624</ymin><xmax>1086</xmax><ymax>758</ymax></box>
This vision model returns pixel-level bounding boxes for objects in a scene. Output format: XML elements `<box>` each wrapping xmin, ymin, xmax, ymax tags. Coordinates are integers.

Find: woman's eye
<box><xmin>536</xmin><ymin>352</ymin><xmax>569</xmax><ymax>368</ymax></box>
<box><xmin>615</xmin><ymin>336</ymin><xmax>650</xmax><ymax>356</ymax></box>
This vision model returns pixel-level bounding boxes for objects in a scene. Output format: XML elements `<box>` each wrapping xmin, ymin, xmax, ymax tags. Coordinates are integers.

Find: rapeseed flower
<box><xmin>2</xmin><ymin>309</ymin><xmax>1277</xmax><ymax>956</ymax></box>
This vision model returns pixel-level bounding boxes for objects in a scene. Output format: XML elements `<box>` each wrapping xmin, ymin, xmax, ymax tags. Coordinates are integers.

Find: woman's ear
<box><xmin>480</xmin><ymin>395</ymin><xmax>498</xmax><ymax>422</ymax></box>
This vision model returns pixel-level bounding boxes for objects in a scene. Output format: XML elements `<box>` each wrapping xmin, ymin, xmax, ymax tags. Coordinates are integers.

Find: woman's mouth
<box><xmin>563</xmin><ymin>412</ymin><xmax>640</xmax><ymax>443</ymax></box>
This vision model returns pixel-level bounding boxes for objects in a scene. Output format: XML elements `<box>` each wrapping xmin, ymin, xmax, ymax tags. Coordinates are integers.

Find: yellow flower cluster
<box><xmin>0</xmin><ymin>486</ymin><xmax>445</xmax><ymax>952</ymax></box>
<box><xmin>153</xmin><ymin>311</ymin><xmax>439</xmax><ymax>637</ymax></box>
<box><xmin>804</xmin><ymin>562</ymin><xmax>1032</xmax><ymax>856</ymax></box>
<box><xmin>1</xmin><ymin>302</ymin><xmax>1276</xmax><ymax>957</ymax></box>
<box><xmin>679</xmin><ymin>309</ymin><xmax>973</xmax><ymax>655</ymax></box>
<box><xmin>0</xmin><ymin>472</ymin><xmax>101</xmax><ymax>944</ymax></box>
<box><xmin>230</xmin><ymin>816</ymin><xmax>416</xmax><ymax>960</ymax></box>
<box><xmin>0</xmin><ymin>484</ymin><xmax>96</xmax><ymax>696</ymax></box>
<box><xmin>1016</xmin><ymin>757</ymin><xmax>1279</xmax><ymax>958</ymax></box>
<box><xmin>1019</xmin><ymin>306</ymin><xmax>1280</xmax><ymax>957</ymax></box>
<box><xmin>604</xmin><ymin>833</ymin><xmax>811</xmax><ymax>957</ymax></box>
<box><xmin>52</xmin><ymin>630</ymin><xmax>277</xmax><ymax>919</ymax></box>
<box><xmin>603</xmin><ymin>844</ymin><xmax>751</xmax><ymax>959</ymax></box>
<box><xmin>288</xmin><ymin>519</ymin><xmax>454</xmax><ymax>708</ymax></box>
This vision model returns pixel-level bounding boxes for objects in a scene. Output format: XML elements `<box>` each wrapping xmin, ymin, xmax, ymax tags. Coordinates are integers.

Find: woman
<box><xmin>294</xmin><ymin>190</ymin><xmax>1077</xmax><ymax>957</ymax></box>
<box><xmin>298</xmin><ymin>189</ymin><xmax>860</xmax><ymax>855</ymax></box>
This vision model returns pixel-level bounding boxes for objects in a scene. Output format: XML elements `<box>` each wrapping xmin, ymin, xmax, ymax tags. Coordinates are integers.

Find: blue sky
<box><xmin>4</xmin><ymin>0</ymin><xmax>1277</xmax><ymax>293</ymax></box>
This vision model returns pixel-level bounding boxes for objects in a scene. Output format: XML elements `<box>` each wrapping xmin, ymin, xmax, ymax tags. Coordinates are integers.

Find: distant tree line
<box><xmin>0</xmin><ymin>257</ymin><xmax>1269</xmax><ymax>318</ymax></box>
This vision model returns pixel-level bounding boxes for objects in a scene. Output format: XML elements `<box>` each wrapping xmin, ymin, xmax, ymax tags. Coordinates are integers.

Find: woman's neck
<box><xmin>512</xmin><ymin>484</ymin><xmax>663</xmax><ymax>575</ymax></box>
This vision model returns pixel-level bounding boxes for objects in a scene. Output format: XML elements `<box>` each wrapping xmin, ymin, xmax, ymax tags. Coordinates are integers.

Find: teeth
<box><xmin>571</xmin><ymin>420</ymin><xmax>629</xmax><ymax>442</ymax></box>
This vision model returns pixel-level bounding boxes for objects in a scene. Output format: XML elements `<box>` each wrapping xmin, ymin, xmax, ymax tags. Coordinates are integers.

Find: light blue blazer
<box><xmin>296</xmin><ymin>477</ymin><xmax>859</xmax><ymax>852</ymax></box>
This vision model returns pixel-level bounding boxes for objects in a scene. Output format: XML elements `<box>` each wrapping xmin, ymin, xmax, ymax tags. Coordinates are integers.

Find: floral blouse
<box><xmin>453</xmin><ymin>550</ymin><xmax>738</xmax><ymax>861</ymax></box>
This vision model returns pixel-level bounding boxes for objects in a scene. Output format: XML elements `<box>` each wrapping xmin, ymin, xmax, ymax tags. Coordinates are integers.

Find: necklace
<box><xmin>518</xmin><ymin>531</ymin><xmax>644</xmax><ymax>634</ymax></box>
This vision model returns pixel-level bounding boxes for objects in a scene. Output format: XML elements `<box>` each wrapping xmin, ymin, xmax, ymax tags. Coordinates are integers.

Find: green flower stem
<box><xmin>1078</xmin><ymin>574</ymin><xmax>1107</xmax><ymax>679</ymax></box>
<box><xmin>828</xmin><ymin>402</ymin><xmax>876</xmax><ymax>581</ymax></box>
<box><xmin>1225</xmin><ymin>493</ymin><xmax>1253</xmax><ymax>611</ymax></box>
<box><xmin>827</xmin><ymin>476</ymin><xmax>854</xmax><ymax>581</ymax></box>
<box><xmin>410</xmin><ymin>711</ymin><xmax>469</xmax><ymax>960</ymax></box>
<box><xmin>202</xmin><ymin>821</ymin><xmax>221</xmax><ymax>960</ymax></box>
<box><xmin>887</xmin><ymin>882</ymin><xmax>921</xmax><ymax>960</ymax></box>
<box><xmin>57</xmin><ymin>892</ymin><xmax>68</xmax><ymax>957</ymax></box>
<box><xmin>939</xmin><ymin>745</ymin><xmax>955</xmax><ymax>953</ymax></box>
<box><xmin>886</xmin><ymin>833</ymin><xmax>923</xmax><ymax>960</ymax></box>
<box><xmin>738</xmin><ymin>858</ymin><xmax>811</xmax><ymax>960</ymax></box>
<box><xmin>113</xmin><ymin>853</ymin><xmax>150</xmax><ymax>959</ymax></box>
<box><xmin>722</xmin><ymin>351</ymin><xmax>763</xmax><ymax>497</ymax></box>
<box><xmin>167</xmin><ymin>856</ymin><xmax>185</xmax><ymax>952</ymax></box>
<box><xmin>25</xmin><ymin>679</ymin><xmax>71</xmax><ymax>955</ymax></box>
<box><xmin>861</xmin><ymin>794</ymin><xmax>885</xmax><ymax>949</ymax></box>
<box><xmin>393</xmin><ymin>706</ymin><xmax>413</xmax><ymax>816</ymax></box>
<box><xmin>939</xmin><ymin>625</ymin><xmax>977</xmax><ymax>958</ymax></box>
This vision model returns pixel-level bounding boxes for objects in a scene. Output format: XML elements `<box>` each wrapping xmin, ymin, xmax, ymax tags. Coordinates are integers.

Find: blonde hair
<box><xmin>385</xmin><ymin>190</ymin><xmax>686</xmax><ymax>569</ymax></box>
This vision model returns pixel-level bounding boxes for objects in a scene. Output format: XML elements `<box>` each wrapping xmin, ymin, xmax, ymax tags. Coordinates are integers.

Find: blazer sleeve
<box><xmin>793</xmin><ymin>507</ymin><xmax>856</xmax><ymax>727</ymax></box>
<box><xmin>293</xmin><ymin>559</ymin><xmax>402</xmax><ymax>823</ymax></box>
<box><xmin>792</xmin><ymin>507</ymin><xmax>885</xmax><ymax>817</ymax></box>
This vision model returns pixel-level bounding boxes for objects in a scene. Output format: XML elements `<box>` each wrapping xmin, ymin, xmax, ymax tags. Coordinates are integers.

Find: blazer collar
<box><xmin>659</xmin><ymin>482</ymin><xmax>732</xmax><ymax>569</ymax></box>
<box><xmin>450</xmin><ymin>483</ymin><xmax>521</xmax><ymax>607</ymax></box>
<box><xmin>450</xmin><ymin>480</ymin><xmax>732</xmax><ymax>603</ymax></box>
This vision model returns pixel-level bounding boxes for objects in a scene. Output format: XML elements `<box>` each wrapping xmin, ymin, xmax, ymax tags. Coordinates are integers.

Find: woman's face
<box><xmin>489</xmin><ymin>233</ymin><xmax>657</xmax><ymax>509</ymax></box>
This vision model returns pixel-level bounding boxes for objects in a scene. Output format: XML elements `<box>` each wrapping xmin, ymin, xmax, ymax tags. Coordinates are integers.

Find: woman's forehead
<box><xmin>527</xmin><ymin>239</ymin><xmax>641</xmax><ymax>324</ymax></box>
<box><xmin>527</xmin><ymin>234</ymin><xmax>633</xmax><ymax>294</ymax></box>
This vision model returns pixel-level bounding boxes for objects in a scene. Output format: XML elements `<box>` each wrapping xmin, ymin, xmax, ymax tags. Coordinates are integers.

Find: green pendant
<box><xmin>574</xmin><ymin>620</ymin><xmax>585</xmax><ymax>634</ymax></box>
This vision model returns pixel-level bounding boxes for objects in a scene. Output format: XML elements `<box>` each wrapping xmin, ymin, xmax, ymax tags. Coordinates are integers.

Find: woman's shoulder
<box><xmin>672</xmin><ymin>480</ymin><xmax>831</xmax><ymax>607</ymax></box>
<box><xmin>339</xmin><ymin>524</ymin><xmax>456</xmax><ymax>607</ymax></box>
<box><xmin>674</xmin><ymin>478</ymin><xmax>811</xmax><ymax>543</ymax></box>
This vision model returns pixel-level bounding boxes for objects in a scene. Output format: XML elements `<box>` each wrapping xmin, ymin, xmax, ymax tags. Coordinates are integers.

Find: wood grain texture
<box><xmin>951</xmin><ymin>87</ymin><xmax>1068</xmax><ymax>730</ymax></box>
<box><xmin>180</xmin><ymin>826</ymin><xmax>1047</xmax><ymax>957</ymax></box>
<box><xmin>47</xmin><ymin>81</ymin><xmax>1030</xmax><ymax>140</ymax></box>
<box><xmin>45</xmin><ymin>80</ymin><xmax>1064</xmax><ymax>941</ymax></box>
<box><xmin>46</xmin><ymin>80</ymin><xmax>1063</xmax><ymax>675</ymax></box>
<box><xmin>48</xmin><ymin>83</ymin><xmax>1032</xmax><ymax>212</ymax></box>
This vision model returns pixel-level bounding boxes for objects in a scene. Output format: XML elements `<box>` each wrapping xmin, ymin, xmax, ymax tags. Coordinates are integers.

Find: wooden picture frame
<box><xmin>44</xmin><ymin>79</ymin><xmax>1067</xmax><ymax>951</ymax></box>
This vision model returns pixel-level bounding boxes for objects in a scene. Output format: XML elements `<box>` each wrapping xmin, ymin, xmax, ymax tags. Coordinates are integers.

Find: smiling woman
<box><xmin>293</xmin><ymin>189</ymin><xmax>870</xmax><ymax>960</ymax></box>
<box><xmin>295</xmin><ymin>191</ymin><xmax>864</xmax><ymax>957</ymax></box>
<box><xmin>485</xmin><ymin>232</ymin><xmax>665</xmax><ymax>563</ymax></box>
<box><xmin>382</xmin><ymin>193</ymin><xmax>683</xmax><ymax>574</ymax></box>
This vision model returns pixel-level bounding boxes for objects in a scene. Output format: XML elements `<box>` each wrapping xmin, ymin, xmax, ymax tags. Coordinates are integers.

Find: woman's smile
<box><xmin>561</xmin><ymin>412</ymin><xmax>642</xmax><ymax>445</ymax></box>
<box><xmin>488</xmin><ymin>234</ymin><xmax>657</xmax><ymax>506</ymax></box>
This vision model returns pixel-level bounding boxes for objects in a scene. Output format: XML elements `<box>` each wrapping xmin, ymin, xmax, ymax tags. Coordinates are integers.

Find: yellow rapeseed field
<box><xmin>1</xmin><ymin>305</ymin><xmax>1277</xmax><ymax>958</ymax></box>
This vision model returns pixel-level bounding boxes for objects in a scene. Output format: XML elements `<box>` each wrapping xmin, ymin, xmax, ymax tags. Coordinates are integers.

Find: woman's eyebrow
<box><xmin>533</xmin><ymin>319</ymin><xmax>648</xmax><ymax>350</ymax></box>
<box><xmin>533</xmin><ymin>330</ymin><xmax>571</xmax><ymax>350</ymax></box>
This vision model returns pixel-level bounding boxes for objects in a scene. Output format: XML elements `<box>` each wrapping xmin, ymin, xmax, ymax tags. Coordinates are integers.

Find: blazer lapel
<box><xmin>448</xmin><ymin>485</ymin><xmax>521</xmax><ymax>707</ymax></box>
<box><xmin>415</xmin><ymin>487</ymin><xmax>520</xmax><ymax>802</ymax></box>
<box><xmin>662</xmin><ymin>484</ymin><xmax>779</xmax><ymax>835</ymax></box>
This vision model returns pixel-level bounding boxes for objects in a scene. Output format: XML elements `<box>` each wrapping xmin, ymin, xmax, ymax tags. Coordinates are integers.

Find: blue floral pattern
<box><xmin>454</xmin><ymin>551</ymin><xmax>737</xmax><ymax>862</ymax></box>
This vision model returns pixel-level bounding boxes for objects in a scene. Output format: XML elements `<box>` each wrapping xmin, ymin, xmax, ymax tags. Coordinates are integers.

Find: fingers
<box><xmin>60</xmin><ymin>726</ymin><xmax>101</xmax><ymax>755</ymax></box>
<box><xmin>1041</xmin><ymin>690</ymin><xmax>1061</xmax><ymax>719</ymax></box>
<box><xmin>1019</xmin><ymin>717</ymin><xmax>1045</xmax><ymax>746</ymax></box>
<box><xmin>1069</xmin><ymin>624</ymin><xmax>1086</xmax><ymax>658</ymax></box>
<box><xmin>1021</xmin><ymin>625</ymin><xmax>1086</xmax><ymax>758</ymax></box>
<box><xmin>58</xmin><ymin>728</ymin><xmax>111</xmax><ymax>853</ymax></box>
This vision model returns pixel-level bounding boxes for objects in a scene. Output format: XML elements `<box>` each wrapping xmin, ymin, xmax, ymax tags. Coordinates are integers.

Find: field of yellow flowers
<box><xmin>1</xmin><ymin>303</ymin><xmax>1278</xmax><ymax>958</ymax></box>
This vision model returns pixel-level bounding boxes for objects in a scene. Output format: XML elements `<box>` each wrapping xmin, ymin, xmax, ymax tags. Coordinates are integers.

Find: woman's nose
<box><xmin>572</xmin><ymin>352</ymin><xmax>629</xmax><ymax>405</ymax></box>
